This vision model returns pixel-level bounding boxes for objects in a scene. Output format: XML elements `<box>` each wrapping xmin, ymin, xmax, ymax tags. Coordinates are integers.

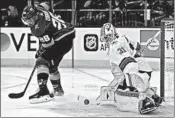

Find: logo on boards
<box><xmin>84</xmin><ymin>34</ymin><xmax>98</xmax><ymax>51</ymax></box>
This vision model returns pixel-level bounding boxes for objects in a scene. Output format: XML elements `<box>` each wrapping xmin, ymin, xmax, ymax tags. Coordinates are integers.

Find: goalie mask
<box><xmin>21</xmin><ymin>6</ymin><xmax>38</xmax><ymax>26</ymax></box>
<box><xmin>100</xmin><ymin>23</ymin><xmax>118</xmax><ymax>43</ymax></box>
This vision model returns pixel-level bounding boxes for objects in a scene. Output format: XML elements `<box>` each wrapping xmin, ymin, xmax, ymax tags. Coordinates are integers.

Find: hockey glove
<box><xmin>35</xmin><ymin>45</ymin><xmax>45</xmax><ymax>58</ymax></box>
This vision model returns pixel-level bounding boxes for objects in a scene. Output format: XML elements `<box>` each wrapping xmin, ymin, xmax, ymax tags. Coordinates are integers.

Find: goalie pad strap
<box><xmin>115</xmin><ymin>89</ymin><xmax>139</xmax><ymax>98</ymax></box>
<box><xmin>126</xmin><ymin>73</ymin><xmax>133</xmax><ymax>87</ymax></box>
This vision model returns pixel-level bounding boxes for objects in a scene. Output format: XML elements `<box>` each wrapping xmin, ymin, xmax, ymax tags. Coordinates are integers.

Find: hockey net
<box><xmin>160</xmin><ymin>19</ymin><xmax>174</xmax><ymax>99</ymax></box>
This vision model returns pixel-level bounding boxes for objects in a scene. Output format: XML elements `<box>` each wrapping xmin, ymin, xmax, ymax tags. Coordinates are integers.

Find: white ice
<box><xmin>1</xmin><ymin>67</ymin><xmax>174</xmax><ymax>117</ymax></box>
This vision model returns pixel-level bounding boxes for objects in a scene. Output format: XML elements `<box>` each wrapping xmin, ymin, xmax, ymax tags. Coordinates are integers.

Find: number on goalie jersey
<box><xmin>109</xmin><ymin>35</ymin><xmax>136</xmax><ymax>66</ymax></box>
<box><xmin>100</xmin><ymin>23</ymin><xmax>140</xmax><ymax>70</ymax></box>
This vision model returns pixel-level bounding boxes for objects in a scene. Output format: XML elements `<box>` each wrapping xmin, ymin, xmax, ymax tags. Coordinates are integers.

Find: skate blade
<box><xmin>30</xmin><ymin>95</ymin><xmax>54</xmax><ymax>104</ymax></box>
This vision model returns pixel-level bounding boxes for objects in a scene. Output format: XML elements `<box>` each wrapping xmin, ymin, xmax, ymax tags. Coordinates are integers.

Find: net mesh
<box><xmin>163</xmin><ymin>19</ymin><xmax>174</xmax><ymax>99</ymax></box>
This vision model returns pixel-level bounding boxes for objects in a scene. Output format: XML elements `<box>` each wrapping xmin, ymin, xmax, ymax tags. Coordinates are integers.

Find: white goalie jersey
<box><xmin>108</xmin><ymin>35</ymin><xmax>137</xmax><ymax>67</ymax></box>
<box><xmin>100</xmin><ymin>23</ymin><xmax>151</xmax><ymax>73</ymax></box>
<box><xmin>100</xmin><ymin>23</ymin><xmax>162</xmax><ymax>115</ymax></box>
<box><xmin>108</xmin><ymin>34</ymin><xmax>152</xmax><ymax>73</ymax></box>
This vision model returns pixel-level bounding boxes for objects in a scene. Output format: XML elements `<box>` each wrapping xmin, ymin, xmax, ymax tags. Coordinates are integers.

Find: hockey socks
<box><xmin>50</xmin><ymin>71</ymin><xmax>64</xmax><ymax>96</ymax></box>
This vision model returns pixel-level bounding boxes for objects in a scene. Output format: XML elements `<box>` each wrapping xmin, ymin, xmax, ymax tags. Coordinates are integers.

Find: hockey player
<box><xmin>100</xmin><ymin>22</ymin><xmax>141</xmax><ymax>86</ymax></box>
<box><xmin>100</xmin><ymin>23</ymin><xmax>161</xmax><ymax>114</ymax></box>
<box><xmin>21</xmin><ymin>5</ymin><xmax>75</xmax><ymax>103</ymax></box>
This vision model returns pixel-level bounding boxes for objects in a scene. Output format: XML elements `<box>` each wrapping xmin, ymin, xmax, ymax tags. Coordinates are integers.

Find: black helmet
<box><xmin>21</xmin><ymin>6</ymin><xmax>38</xmax><ymax>26</ymax></box>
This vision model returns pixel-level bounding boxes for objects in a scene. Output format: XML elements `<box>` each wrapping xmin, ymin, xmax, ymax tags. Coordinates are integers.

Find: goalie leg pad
<box><xmin>125</xmin><ymin>73</ymin><xmax>149</xmax><ymax>92</ymax></box>
<box><xmin>111</xmin><ymin>62</ymin><xmax>124</xmax><ymax>84</ymax></box>
<box><xmin>114</xmin><ymin>89</ymin><xmax>158</xmax><ymax>114</ymax></box>
<box><xmin>114</xmin><ymin>89</ymin><xmax>140</xmax><ymax>113</ymax></box>
<box><xmin>135</xmin><ymin>57</ymin><xmax>153</xmax><ymax>72</ymax></box>
<box><xmin>123</xmin><ymin>62</ymin><xmax>139</xmax><ymax>74</ymax></box>
<box><xmin>100</xmin><ymin>86</ymin><xmax>116</xmax><ymax>101</ymax></box>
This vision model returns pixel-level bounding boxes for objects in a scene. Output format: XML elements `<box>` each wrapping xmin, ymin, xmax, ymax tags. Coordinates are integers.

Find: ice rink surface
<box><xmin>1</xmin><ymin>67</ymin><xmax>174</xmax><ymax>117</ymax></box>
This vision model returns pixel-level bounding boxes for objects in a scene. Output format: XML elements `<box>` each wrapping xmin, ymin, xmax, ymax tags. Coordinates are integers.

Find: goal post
<box><xmin>160</xmin><ymin>18</ymin><xmax>174</xmax><ymax>99</ymax></box>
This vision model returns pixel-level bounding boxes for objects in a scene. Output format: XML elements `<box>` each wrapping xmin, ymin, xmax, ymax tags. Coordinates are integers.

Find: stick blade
<box><xmin>8</xmin><ymin>92</ymin><xmax>24</xmax><ymax>99</ymax></box>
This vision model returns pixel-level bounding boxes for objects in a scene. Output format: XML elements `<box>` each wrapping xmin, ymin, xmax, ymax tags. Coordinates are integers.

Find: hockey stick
<box><xmin>124</xmin><ymin>31</ymin><xmax>161</xmax><ymax>56</ymax></box>
<box><xmin>8</xmin><ymin>66</ymin><xmax>36</xmax><ymax>99</ymax></box>
<box><xmin>95</xmin><ymin>75</ymin><xmax>125</xmax><ymax>104</ymax></box>
<box><xmin>8</xmin><ymin>48</ymin><xmax>47</xmax><ymax>99</ymax></box>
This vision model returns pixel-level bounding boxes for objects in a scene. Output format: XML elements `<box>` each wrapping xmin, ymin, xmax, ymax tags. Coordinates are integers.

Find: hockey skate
<box><xmin>138</xmin><ymin>96</ymin><xmax>157</xmax><ymax>114</ymax></box>
<box><xmin>29</xmin><ymin>77</ymin><xmax>54</xmax><ymax>104</ymax></box>
<box><xmin>51</xmin><ymin>79</ymin><xmax>64</xmax><ymax>96</ymax></box>
<box><xmin>29</xmin><ymin>86</ymin><xmax>53</xmax><ymax>104</ymax></box>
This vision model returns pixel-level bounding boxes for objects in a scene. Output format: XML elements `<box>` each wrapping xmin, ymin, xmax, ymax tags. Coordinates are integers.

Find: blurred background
<box><xmin>1</xmin><ymin>0</ymin><xmax>174</xmax><ymax>27</ymax></box>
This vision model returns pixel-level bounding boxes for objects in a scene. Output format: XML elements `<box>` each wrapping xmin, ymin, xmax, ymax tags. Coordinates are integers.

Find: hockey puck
<box><xmin>84</xmin><ymin>99</ymin><xmax>89</xmax><ymax>105</ymax></box>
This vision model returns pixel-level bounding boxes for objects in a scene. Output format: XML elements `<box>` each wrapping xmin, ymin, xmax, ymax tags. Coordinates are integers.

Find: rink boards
<box><xmin>1</xmin><ymin>27</ymin><xmax>167</xmax><ymax>70</ymax></box>
<box><xmin>1</xmin><ymin>28</ymin><xmax>174</xmax><ymax>117</ymax></box>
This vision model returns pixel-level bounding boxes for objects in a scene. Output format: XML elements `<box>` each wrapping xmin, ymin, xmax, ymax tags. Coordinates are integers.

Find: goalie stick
<box><xmin>95</xmin><ymin>75</ymin><xmax>125</xmax><ymax>104</ymax></box>
<box><xmin>139</xmin><ymin>30</ymin><xmax>161</xmax><ymax>54</ymax></box>
<box><xmin>124</xmin><ymin>30</ymin><xmax>161</xmax><ymax>56</ymax></box>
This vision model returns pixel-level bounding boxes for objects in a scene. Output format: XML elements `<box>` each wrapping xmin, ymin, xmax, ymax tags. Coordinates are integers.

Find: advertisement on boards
<box><xmin>1</xmin><ymin>28</ymin><xmax>72</xmax><ymax>60</ymax></box>
<box><xmin>74</xmin><ymin>28</ymin><xmax>140</xmax><ymax>61</ymax></box>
